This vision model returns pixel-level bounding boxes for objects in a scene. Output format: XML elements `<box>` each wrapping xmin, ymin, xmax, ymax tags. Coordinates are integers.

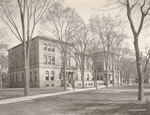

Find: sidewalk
<box><xmin>0</xmin><ymin>85</ymin><xmax>105</xmax><ymax>105</ymax></box>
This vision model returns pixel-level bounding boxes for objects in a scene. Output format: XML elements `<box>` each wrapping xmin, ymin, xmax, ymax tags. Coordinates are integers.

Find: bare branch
<box><xmin>130</xmin><ymin>0</ymin><xmax>139</xmax><ymax>10</ymax></box>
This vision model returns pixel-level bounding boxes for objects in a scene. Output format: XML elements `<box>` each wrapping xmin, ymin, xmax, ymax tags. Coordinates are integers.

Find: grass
<box><xmin>0</xmin><ymin>86</ymin><xmax>68</xmax><ymax>100</ymax></box>
<box><xmin>1</xmin><ymin>84</ymin><xmax>150</xmax><ymax>115</ymax></box>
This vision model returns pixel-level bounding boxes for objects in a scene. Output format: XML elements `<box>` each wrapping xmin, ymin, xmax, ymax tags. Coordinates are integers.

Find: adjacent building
<box><xmin>93</xmin><ymin>51</ymin><xmax>121</xmax><ymax>85</ymax></box>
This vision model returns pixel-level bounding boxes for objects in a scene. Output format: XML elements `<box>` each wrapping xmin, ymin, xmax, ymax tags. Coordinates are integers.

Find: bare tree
<box><xmin>0</xmin><ymin>32</ymin><xmax>9</xmax><ymax>89</ymax></box>
<box><xmin>70</xmin><ymin>24</ymin><xmax>92</xmax><ymax>88</ymax></box>
<box><xmin>40</xmin><ymin>2</ymin><xmax>83</xmax><ymax>90</ymax></box>
<box><xmin>0</xmin><ymin>0</ymin><xmax>53</xmax><ymax>96</ymax></box>
<box><xmin>120</xmin><ymin>47</ymin><xmax>136</xmax><ymax>85</ymax></box>
<box><xmin>86</xmin><ymin>37</ymin><xmax>102</xmax><ymax>89</ymax></box>
<box><xmin>90</xmin><ymin>15</ymin><xmax>126</xmax><ymax>87</ymax></box>
<box><xmin>113</xmin><ymin>0</ymin><xmax>150</xmax><ymax>101</ymax></box>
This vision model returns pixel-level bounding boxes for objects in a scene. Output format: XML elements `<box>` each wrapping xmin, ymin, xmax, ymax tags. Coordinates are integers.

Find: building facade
<box><xmin>94</xmin><ymin>51</ymin><xmax>121</xmax><ymax>85</ymax></box>
<box><xmin>8</xmin><ymin>36</ymin><xmax>122</xmax><ymax>88</ymax></box>
<box><xmin>8</xmin><ymin>36</ymin><xmax>94</xmax><ymax>88</ymax></box>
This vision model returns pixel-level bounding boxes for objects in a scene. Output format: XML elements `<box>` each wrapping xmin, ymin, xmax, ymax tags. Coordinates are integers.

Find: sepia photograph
<box><xmin>0</xmin><ymin>0</ymin><xmax>150</xmax><ymax>115</ymax></box>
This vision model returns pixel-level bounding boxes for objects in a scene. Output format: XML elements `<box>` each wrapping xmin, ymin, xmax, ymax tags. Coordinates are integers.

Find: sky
<box><xmin>1</xmin><ymin>0</ymin><xmax>150</xmax><ymax>53</ymax></box>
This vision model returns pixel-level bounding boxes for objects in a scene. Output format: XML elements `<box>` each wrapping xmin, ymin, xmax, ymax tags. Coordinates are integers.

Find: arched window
<box><xmin>48</xmin><ymin>45</ymin><xmax>51</xmax><ymax>51</ymax></box>
<box><xmin>44</xmin><ymin>44</ymin><xmax>47</xmax><ymax>50</ymax></box>
<box><xmin>51</xmin><ymin>71</ymin><xmax>54</xmax><ymax>80</ymax></box>
<box><xmin>45</xmin><ymin>71</ymin><xmax>49</xmax><ymax>80</ymax></box>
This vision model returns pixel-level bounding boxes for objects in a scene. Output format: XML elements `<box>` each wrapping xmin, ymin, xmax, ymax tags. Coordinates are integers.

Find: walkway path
<box><xmin>0</xmin><ymin>86</ymin><xmax>105</xmax><ymax>105</ymax></box>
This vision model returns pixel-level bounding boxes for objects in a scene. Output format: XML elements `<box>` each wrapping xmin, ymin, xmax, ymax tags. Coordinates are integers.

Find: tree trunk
<box><xmin>112</xmin><ymin>57</ymin><xmax>115</xmax><ymax>86</ymax></box>
<box><xmin>94</xmin><ymin>74</ymin><xmax>96</xmax><ymax>87</ymax></box>
<box><xmin>105</xmin><ymin>63</ymin><xmax>108</xmax><ymax>88</ymax></box>
<box><xmin>95</xmin><ymin>62</ymin><xmax>97</xmax><ymax>90</ymax></box>
<box><xmin>0</xmin><ymin>74</ymin><xmax>2</xmax><ymax>89</ymax></box>
<box><xmin>81</xmin><ymin>71</ymin><xmax>85</xmax><ymax>88</ymax></box>
<box><xmin>63</xmin><ymin>50</ymin><xmax>67</xmax><ymax>91</ymax></box>
<box><xmin>127</xmin><ymin>75</ymin><xmax>130</xmax><ymax>85</ymax></box>
<box><xmin>81</xmin><ymin>56</ymin><xmax>85</xmax><ymax>88</ymax></box>
<box><xmin>94</xmin><ymin>58</ymin><xmax>97</xmax><ymax>89</ymax></box>
<box><xmin>120</xmin><ymin>71</ymin><xmax>123</xmax><ymax>86</ymax></box>
<box><xmin>137</xmin><ymin>63</ymin><xmax>143</xmax><ymax>100</ymax></box>
<box><xmin>134</xmin><ymin>34</ymin><xmax>144</xmax><ymax>101</ymax></box>
<box><xmin>24</xmin><ymin>43</ymin><xmax>30</xmax><ymax>96</ymax></box>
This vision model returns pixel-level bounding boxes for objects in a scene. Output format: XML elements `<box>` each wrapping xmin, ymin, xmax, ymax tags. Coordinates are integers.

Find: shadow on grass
<box><xmin>64</xmin><ymin>100</ymin><xmax>150</xmax><ymax>115</ymax></box>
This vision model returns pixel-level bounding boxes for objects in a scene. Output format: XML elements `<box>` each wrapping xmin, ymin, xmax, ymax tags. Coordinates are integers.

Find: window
<box><xmin>12</xmin><ymin>61</ymin><xmax>14</xmax><ymax>69</ymax></box>
<box><xmin>87</xmin><ymin>74</ymin><xmax>89</xmax><ymax>81</ymax></box>
<box><xmin>30</xmin><ymin>47</ymin><xmax>32</xmax><ymax>53</ymax></box>
<box><xmin>115</xmin><ymin>65</ymin><xmax>116</xmax><ymax>70</ymax></box>
<box><xmin>109</xmin><ymin>64</ymin><xmax>111</xmax><ymax>70</ymax></box>
<box><xmin>34</xmin><ymin>44</ymin><xmax>36</xmax><ymax>51</ymax></box>
<box><xmin>34</xmin><ymin>55</ymin><xmax>36</xmax><ymax>64</ymax></box>
<box><xmin>46</xmin><ymin>84</ymin><xmax>49</xmax><ymax>87</ymax></box>
<box><xmin>52</xmin><ymin>56</ymin><xmax>55</xmax><ymax>64</ymax></box>
<box><xmin>16</xmin><ymin>74</ymin><xmax>18</xmax><ymax>82</ymax></box>
<box><xmin>30</xmin><ymin>72</ymin><xmax>32</xmax><ymax>81</ymax></box>
<box><xmin>44</xmin><ymin>44</ymin><xmax>47</xmax><ymax>50</ymax></box>
<box><xmin>16</xmin><ymin>61</ymin><xmax>17</xmax><ymax>68</ymax></box>
<box><xmin>52</xmin><ymin>45</ymin><xmax>55</xmax><ymax>52</ymax></box>
<box><xmin>48</xmin><ymin>45</ymin><xmax>51</xmax><ymax>51</ymax></box>
<box><xmin>10</xmin><ymin>74</ymin><xmax>12</xmax><ymax>82</ymax></box>
<box><xmin>45</xmin><ymin>71</ymin><xmax>49</xmax><ymax>80</ymax></box>
<box><xmin>35</xmin><ymin>71</ymin><xmax>37</xmax><ymax>81</ymax></box>
<box><xmin>21</xmin><ymin>48</ymin><xmax>24</xmax><ymax>55</ymax></box>
<box><xmin>51</xmin><ymin>71</ymin><xmax>54</xmax><ymax>80</ymax></box>
<box><xmin>22</xmin><ymin>58</ymin><xmax>24</xmax><ymax>67</ymax></box>
<box><xmin>18</xmin><ymin>49</ymin><xmax>20</xmax><ymax>57</ymax></box>
<box><xmin>100</xmin><ymin>76</ymin><xmax>103</xmax><ymax>80</ymax></box>
<box><xmin>22</xmin><ymin>73</ymin><xmax>24</xmax><ymax>81</ymax></box>
<box><xmin>97</xmin><ymin>76</ymin><xmax>99</xmax><ymax>80</ymax></box>
<box><xmin>44</xmin><ymin>55</ymin><xmax>47</xmax><ymax>64</ymax></box>
<box><xmin>9</xmin><ymin>62</ymin><xmax>12</xmax><ymax>70</ymax></box>
<box><xmin>13</xmin><ymin>74</ymin><xmax>14</xmax><ymax>82</ymax></box>
<box><xmin>15</xmin><ymin>50</ymin><xmax>17</xmax><ymax>58</ymax></box>
<box><xmin>68</xmin><ymin>59</ymin><xmax>71</xmax><ymax>66</ymax></box>
<box><xmin>18</xmin><ymin>60</ymin><xmax>20</xmax><ymax>68</ymax></box>
<box><xmin>48</xmin><ymin>56</ymin><xmax>51</xmax><ymax>64</ymax></box>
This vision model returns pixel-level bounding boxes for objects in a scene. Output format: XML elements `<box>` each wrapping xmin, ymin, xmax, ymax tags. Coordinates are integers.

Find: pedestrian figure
<box><xmin>71</xmin><ymin>80</ymin><xmax>76</xmax><ymax>91</ymax></box>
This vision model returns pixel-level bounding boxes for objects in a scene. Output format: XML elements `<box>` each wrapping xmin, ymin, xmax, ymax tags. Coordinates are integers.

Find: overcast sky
<box><xmin>1</xmin><ymin>0</ymin><xmax>150</xmax><ymax>53</ymax></box>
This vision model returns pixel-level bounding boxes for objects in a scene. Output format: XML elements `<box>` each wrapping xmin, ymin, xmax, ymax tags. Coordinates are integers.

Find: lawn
<box><xmin>1</xmin><ymin>84</ymin><xmax>150</xmax><ymax>115</ymax></box>
<box><xmin>0</xmin><ymin>87</ymin><xmax>68</xmax><ymax>100</ymax></box>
